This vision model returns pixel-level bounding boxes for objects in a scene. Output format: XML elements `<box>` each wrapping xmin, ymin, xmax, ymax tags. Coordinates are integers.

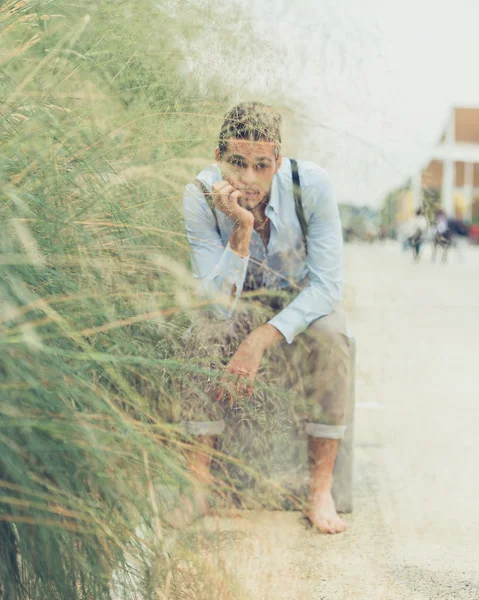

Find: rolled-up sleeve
<box><xmin>267</xmin><ymin>169</ymin><xmax>343</xmax><ymax>343</ymax></box>
<box><xmin>183</xmin><ymin>182</ymin><xmax>249</xmax><ymax>317</ymax></box>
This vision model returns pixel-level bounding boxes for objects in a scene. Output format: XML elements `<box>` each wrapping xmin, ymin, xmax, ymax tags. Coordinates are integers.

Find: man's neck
<box><xmin>251</xmin><ymin>192</ymin><xmax>270</xmax><ymax>225</ymax></box>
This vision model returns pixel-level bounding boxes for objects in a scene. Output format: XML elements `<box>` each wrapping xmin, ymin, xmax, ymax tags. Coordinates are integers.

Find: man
<box><xmin>408</xmin><ymin>208</ymin><xmax>428</xmax><ymax>262</ymax></box>
<box><xmin>172</xmin><ymin>102</ymin><xmax>350</xmax><ymax>535</ymax></box>
<box><xmin>431</xmin><ymin>208</ymin><xmax>450</xmax><ymax>263</ymax></box>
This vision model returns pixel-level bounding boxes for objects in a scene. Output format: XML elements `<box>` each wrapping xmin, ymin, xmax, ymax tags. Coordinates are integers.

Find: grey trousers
<box><xmin>177</xmin><ymin>297</ymin><xmax>350</xmax><ymax>441</ymax></box>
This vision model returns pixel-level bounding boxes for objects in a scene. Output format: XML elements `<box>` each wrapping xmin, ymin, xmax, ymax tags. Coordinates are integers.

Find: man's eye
<box><xmin>231</xmin><ymin>159</ymin><xmax>246</xmax><ymax>168</ymax></box>
<box><xmin>254</xmin><ymin>163</ymin><xmax>267</xmax><ymax>170</ymax></box>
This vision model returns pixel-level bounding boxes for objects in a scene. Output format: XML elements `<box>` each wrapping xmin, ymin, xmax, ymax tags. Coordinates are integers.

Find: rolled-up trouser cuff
<box><xmin>305</xmin><ymin>423</ymin><xmax>346</xmax><ymax>440</ymax></box>
<box><xmin>180</xmin><ymin>420</ymin><xmax>225</xmax><ymax>436</ymax></box>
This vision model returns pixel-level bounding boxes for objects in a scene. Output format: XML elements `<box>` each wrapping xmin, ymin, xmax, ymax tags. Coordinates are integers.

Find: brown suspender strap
<box><xmin>290</xmin><ymin>159</ymin><xmax>308</xmax><ymax>253</ymax></box>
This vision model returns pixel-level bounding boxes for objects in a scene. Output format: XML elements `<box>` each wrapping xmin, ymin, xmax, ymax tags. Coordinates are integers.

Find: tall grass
<box><xmin>0</xmin><ymin>1</ymin><xmax>258</xmax><ymax>598</ymax></box>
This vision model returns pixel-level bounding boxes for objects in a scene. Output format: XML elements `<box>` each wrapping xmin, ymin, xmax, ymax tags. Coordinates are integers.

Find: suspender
<box><xmin>290</xmin><ymin>159</ymin><xmax>308</xmax><ymax>253</ymax></box>
<box><xmin>194</xmin><ymin>158</ymin><xmax>308</xmax><ymax>252</ymax></box>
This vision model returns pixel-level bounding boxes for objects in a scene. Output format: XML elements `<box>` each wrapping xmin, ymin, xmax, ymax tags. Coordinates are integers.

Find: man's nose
<box><xmin>240</xmin><ymin>165</ymin><xmax>257</xmax><ymax>186</ymax></box>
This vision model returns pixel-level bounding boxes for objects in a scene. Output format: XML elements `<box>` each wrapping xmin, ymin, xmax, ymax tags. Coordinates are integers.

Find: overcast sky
<box><xmin>220</xmin><ymin>0</ymin><xmax>479</xmax><ymax>207</ymax></box>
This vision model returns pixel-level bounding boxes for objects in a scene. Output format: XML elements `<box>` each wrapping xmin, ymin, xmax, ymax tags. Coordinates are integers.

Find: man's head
<box><xmin>215</xmin><ymin>102</ymin><xmax>283</xmax><ymax>210</ymax></box>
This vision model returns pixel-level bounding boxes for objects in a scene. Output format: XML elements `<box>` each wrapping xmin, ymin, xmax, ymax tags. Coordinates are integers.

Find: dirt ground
<box><xmin>197</xmin><ymin>241</ymin><xmax>479</xmax><ymax>600</ymax></box>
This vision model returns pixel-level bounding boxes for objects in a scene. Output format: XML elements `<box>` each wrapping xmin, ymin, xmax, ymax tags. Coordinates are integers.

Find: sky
<box><xmin>193</xmin><ymin>0</ymin><xmax>479</xmax><ymax>207</ymax></box>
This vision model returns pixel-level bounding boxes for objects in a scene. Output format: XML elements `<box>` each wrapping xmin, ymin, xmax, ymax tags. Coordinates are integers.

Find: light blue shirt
<box><xmin>183</xmin><ymin>157</ymin><xmax>344</xmax><ymax>344</ymax></box>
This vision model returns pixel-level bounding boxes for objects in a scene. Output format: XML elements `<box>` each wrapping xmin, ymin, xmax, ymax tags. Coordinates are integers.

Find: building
<box><xmin>412</xmin><ymin>107</ymin><xmax>479</xmax><ymax>221</ymax></box>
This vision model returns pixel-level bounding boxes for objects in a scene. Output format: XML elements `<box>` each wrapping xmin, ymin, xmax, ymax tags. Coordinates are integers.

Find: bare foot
<box><xmin>164</xmin><ymin>489</ymin><xmax>210</xmax><ymax>530</ymax></box>
<box><xmin>308</xmin><ymin>489</ymin><xmax>348</xmax><ymax>534</ymax></box>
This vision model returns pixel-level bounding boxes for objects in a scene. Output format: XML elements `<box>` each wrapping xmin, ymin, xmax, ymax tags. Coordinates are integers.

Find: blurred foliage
<box><xmin>0</xmin><ymin>1</ymin><xmax>257</xmax><ymax>598</ymax></box>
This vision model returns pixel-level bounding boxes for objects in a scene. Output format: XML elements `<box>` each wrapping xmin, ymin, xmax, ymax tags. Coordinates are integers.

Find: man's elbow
<box><xmin>195</xmin><ymin>279</ymin><xmax>235</xmax><ymax>320</ymax></box>
<box><xmin>311</xmin><ymin>280</ymin><xmax>342</xmax><ymax>314</ymax></box>
<box><xmin>330</xmin><ymin>282</ymin><xmax>343</xmax><ymax>308</ymax></box>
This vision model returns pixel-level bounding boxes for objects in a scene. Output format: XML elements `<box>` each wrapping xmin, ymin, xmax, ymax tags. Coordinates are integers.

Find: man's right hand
<box><xmin>212</xmin><ymin>180</ymin><xmax>254</xmax><ymax>228</ymax></box>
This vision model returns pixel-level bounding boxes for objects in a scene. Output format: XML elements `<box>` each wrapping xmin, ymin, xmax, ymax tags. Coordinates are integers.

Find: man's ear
<box><xmin>275</xmin><ymin>153</ymin><xmax>283</xmax><ymax>173</ymax></box>
<box><xmin>215</xmin><ymin>147</ymin><xmax>221</xmax><ymax>163</ymax></box>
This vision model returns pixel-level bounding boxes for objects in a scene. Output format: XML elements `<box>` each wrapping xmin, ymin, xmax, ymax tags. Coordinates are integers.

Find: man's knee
<box><xmin>306</xmin><ymin>310</ymin><xmax>350</xmax><ymax>356</ymax></box>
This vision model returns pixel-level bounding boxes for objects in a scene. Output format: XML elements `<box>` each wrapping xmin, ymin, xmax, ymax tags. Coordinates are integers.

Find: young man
<box><xmin>173</xmin><ymin>102</ymin><xmax>350</xmax><ymax>535</ymax></box>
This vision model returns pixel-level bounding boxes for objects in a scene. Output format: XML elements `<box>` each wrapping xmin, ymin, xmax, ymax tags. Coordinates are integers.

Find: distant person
<box><xmin>431</xmin><ymin>209</ymin><xmax>452</xmax><ymax>263</ymax></box>
<box><xmin>448</xmin><ymin>217</ymin><xmax>470</xmax><ymax>261</ymax></box>
<box><xmin>470</xmin><ymin>223</ymin><xmax>479</xmax><ymax>245</ymax></box>
<box><xmin>407</xmin><ymin>208</ymin><xmax>428</xmax><ymax>261</ymax></box>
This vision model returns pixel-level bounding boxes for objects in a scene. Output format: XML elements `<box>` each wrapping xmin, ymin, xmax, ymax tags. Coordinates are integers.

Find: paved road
<box><xmin>200</xmin><ymin>241</ymin><xmax>479</xmax><ymax>600</ymax></box>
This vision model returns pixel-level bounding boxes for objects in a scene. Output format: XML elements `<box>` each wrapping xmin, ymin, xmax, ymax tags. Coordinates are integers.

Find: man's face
<box><xmin>215</xmin><ymin>138</ymin><xmax>282</xmax><ymax>210</ymax></box>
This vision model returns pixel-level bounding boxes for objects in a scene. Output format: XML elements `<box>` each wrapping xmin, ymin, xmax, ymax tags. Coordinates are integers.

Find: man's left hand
<box><xmin>216</xmin><ymin>324</ymin><xmax>284</xmax><ymax>403</ymax></box>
